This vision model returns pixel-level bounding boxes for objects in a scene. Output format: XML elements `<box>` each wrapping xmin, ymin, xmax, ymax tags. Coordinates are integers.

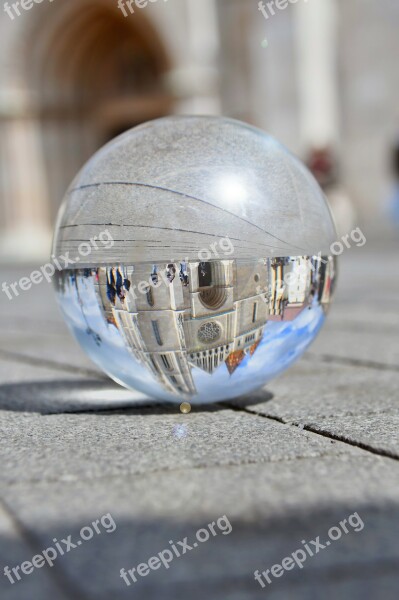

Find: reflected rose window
<box><xmin>197</xmin><ymin>322</ymin><xmax>222</xmax><ymax>344</ymax></box>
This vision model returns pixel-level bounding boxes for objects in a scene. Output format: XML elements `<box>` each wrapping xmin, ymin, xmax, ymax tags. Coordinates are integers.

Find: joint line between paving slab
<box><xmin>0</xmin><ymin>496</ymin><xmax>88</xmax><ymax>600</ymax></box>
<box><xmin>0</xmin><ymin>349</ymin><xmax>107</xmax><ymax>381</ymax></box>
<box><xmin>222</xmin><ymin>403</ymin><xmax>399</xmax><ymax>462</ymax></box>
<box><xmin>300</xmin><ymin>423</ymin><xmax>399</xmax><ymax>461</ymax></box>
<box><xmin>191</xmin><ymin>557</ymin><xmax>399</xmax><ymax>594</ymax></box>
<box><xmin>304</xmin><ymin>352</ymin><xmax>399</xmax><ymax>374</ymax></box>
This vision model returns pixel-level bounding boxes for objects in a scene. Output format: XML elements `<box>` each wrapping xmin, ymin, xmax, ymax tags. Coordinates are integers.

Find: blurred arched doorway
<box><xmin>23</xmin><ymin>0</ymin><xmax>173</xmax><ymax>224</ymax></box>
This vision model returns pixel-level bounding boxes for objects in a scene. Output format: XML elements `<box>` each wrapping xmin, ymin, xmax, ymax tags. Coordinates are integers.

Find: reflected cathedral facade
<box><xmin>80</xmin><ymin>256</ymin><xmax>335</xmax><ymax>397</ymax></box>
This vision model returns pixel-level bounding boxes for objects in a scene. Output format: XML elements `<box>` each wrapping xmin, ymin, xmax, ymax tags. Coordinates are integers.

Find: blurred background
<box><xmin>0</xmin><ymin>0</ymin><xmax>398</xmax><ymax>261</ymax></box>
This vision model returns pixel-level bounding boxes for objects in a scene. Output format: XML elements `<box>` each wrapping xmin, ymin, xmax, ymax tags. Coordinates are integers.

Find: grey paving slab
<box><xmin>2</xmin><ymin>456</ymin><xmax>399</xmax><ymax>600</ymax></box>
<box><xmin>0</xmin><ymin>269</ymin><xmax>62</xmax><ymax>324</ymax></box>
<box><xmin>312</xmin><ymin>246</ymin><xmax>399</xmax><ymax>366</ymax></box>
<box><xmin>178</xmin><ymin>573</ymin><xmax>399</xmax><ymax>600</ymax></box>
<box><xmin>235</xmin><ymin>361</ymin><xmax>399</xmax><ymax>421</ymax></box>
<box><xmin>300</xmin><ymin>413</ymin><xmax>399</xmax><ymax>457</ymax></box>
<box><xmin>328</xmin><ymin>245</ymin><xmax>398</xmax><ymax>304</ymax></box>
<box><xmin>0</xmin><ymin>239</ymin><xmax>398</xmax><ymax>600</ymax></box>
<box><xmin>0</xmin><ymin>503</ymin><xmax>69</xmax><ymax>600</ymax></box>
<box><xmin>310</xmin><ymin>323</ymin><xmax>399</xmax><ymax>369</ymax></box>
<box><xmin>324</xmin><ymin>304</ymin><xmax>399</xmax><ymax>328</ymax></box>
<box><xmin>269</xmin><ymin>574</ymin><xmax>399</xmax><ymax>600</ymax></box>
<box><xmin>0</xmin><ymin>375</ymin><xmax>150</xmax><ymax>414</ymax></box>
<box><xmin>230</xmin><ymin>359</ymin><xmax>399</xmax><ymax>457</ymax></box>
<box><xmin>0</xmin><ymin>354</ymin><xmax>147</xmax><ymax>414</ymax></box>
<box><xmin>0</xmin><ymin>359</ymin><xmax>87</xmax><ymax>386</ymax></box>
<box><xmin>0</xmin><ymin>315</ymin><xmax>66</xmax><ymax>336</ymax></box>
<box><xmin>0</xmin><ymin>406</ymin><xmax>364</xmax><ymax>485</ymax></box>
<box><xmin>0</xmin><ymin>273</ymin><xmax>104</xmax><ymax>379</ymax></box>
<box><xmin>0</xmin><ymin>330</ymin><xmax>103</xmax><ymax>378</ymax></box>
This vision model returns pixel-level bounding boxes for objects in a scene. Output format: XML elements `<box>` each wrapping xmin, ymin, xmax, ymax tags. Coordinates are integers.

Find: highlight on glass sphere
<box><xmin>52</xmin><ymin>116</ymin><xmax>337</xmax><ymax>406</ymax></box>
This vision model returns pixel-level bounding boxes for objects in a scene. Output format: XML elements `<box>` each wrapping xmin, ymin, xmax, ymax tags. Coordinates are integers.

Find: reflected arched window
<box><xmin>161</xmin><ymin>355</ymin><xmax>171</xmax><ymax>370</ymax></box>
<box><xmin>146</xmin><ymin>286</ymin><xmax>154</xmax><ymax>307</ymax></box>
<box><xmin>252</xmin><ymin>302</ymin><xmax>258</xmax><ymax>323</ymax></box>
<box><xmin>198</xmin><ymin>262</ymin><xmax>213</xmax><ymax>287</ymax></box>
<box><xmin>151</xmin><ymin>320</ymin><xmax>163</xmax><ymax>346</ymax></box>
<box><xmin>198</xmin><ymin>262</ymin><xmax>227</xmax><ymax>310</ymax></box>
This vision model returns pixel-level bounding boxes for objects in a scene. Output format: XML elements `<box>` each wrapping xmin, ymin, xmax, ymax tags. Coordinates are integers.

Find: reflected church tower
<box><xmin>93</xmin><ymin>259</ymin><xmax>271</xmax><ymax>397</ymax></box>
<box><xmin>184</xmin><ymin>260</ymin><xmax>268</xmax><ymax>374</ymax></box>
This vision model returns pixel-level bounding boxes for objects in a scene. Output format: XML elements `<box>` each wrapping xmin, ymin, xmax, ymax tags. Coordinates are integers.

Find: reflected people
<box><xmin>54</xmin><ymin>256</ymin><xmax>336</xmax><ymax>404</ymax></box>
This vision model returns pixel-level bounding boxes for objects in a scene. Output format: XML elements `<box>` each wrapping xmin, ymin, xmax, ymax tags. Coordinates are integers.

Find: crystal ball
<box><xmin>52</xmin><ymin>116</ymin><xmax>337</xmax><ymax>405</ymax></box>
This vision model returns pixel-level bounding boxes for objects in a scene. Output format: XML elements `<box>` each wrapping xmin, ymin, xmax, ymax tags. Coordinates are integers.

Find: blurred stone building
<box><xmin>0</xmin><ymin>0</ymin><xmax>398</xmax><ymax>260</ymax></box>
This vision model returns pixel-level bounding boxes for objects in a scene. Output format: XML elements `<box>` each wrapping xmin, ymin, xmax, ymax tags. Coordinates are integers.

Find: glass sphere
<box><xmin>52</xmin><ymin>116</ymin><xmax>337</xmax><ymax>406</ymax></box>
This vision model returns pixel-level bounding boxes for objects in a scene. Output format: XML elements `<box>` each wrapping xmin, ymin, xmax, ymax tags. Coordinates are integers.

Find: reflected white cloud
<box><xmin>54</xmin><ymin>255</ymin><xmax>335</xmax><ymax>406</ymax></box>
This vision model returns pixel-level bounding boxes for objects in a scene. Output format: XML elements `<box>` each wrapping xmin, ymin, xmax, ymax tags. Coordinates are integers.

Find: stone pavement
<box><xmin>0</xmin><ymin>232</ymin><xmax>398</xmax><ymax>600</ymax></box>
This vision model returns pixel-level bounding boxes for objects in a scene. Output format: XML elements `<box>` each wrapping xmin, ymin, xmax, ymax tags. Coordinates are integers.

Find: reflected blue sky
<box><xmin>56</xmin><ymin>273</ymin><xmax>326</xmax><ymax>405</ymax></box>
<box><xmin>191</xmin><ymin>300</ymin><xmax>324</xmax><ymax>402</ymax></box>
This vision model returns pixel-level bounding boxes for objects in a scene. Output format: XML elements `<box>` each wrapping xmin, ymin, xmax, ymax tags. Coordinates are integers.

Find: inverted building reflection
<box><xmin>58</xmin><ymin>256</ymin><xmax>334</xmax><ymax>398</ymax></box>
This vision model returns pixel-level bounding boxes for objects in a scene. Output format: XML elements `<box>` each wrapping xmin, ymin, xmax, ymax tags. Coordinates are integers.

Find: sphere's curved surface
<box><xmin>53</xmin><ymin>116</ymin><xmax>337</xmax><ymax>405</ymax></box>
<box><xmin>53</xmin><ymin>116</ymin><xmax>337</xmax><ymax>263</ymax></box>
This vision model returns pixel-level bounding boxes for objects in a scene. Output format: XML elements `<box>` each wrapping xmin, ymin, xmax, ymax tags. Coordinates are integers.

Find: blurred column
<box><xmin>216</xmin><ymin>0</ymin><xmax>253</xmax><ymax>123</ymax></box>
<box><xmin>293</xmin><ymin>0</ymin><xmax>340</xmax><ymax>149</ymax></box>
<box><xmin>0</xmin><ymin>106</ymin><xmax>51</xmax><ymax>261</ymax></box>
<box><xmin>171</xmin><ymin>0</ymin><xmax>221</xmax><ymax>114</ymax></box>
